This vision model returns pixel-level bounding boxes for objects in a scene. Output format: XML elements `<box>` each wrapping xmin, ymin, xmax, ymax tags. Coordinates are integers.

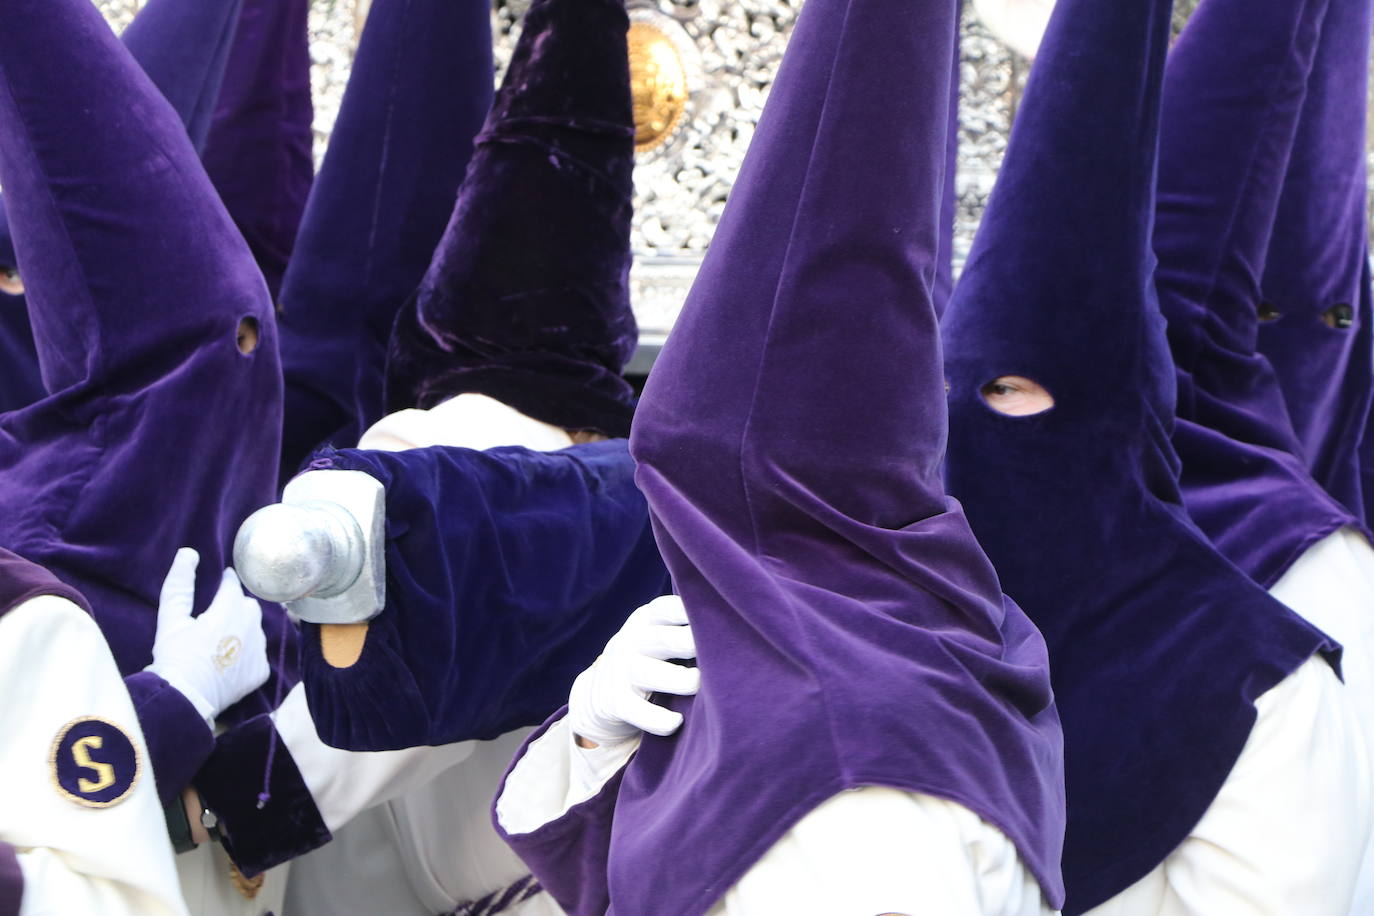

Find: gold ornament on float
<box><xmin>628</xmin><ymin>20</ymin><xmax>689</xmax><ymax>153</ymax></box>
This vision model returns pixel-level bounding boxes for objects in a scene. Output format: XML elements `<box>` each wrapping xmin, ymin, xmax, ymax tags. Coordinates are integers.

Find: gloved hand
<box><xmin>146</xmin><ymin>548</ymin><xmax>270</xmax><ymax>729</ymax></box>
<box><xmin>568</xmin><ymin>595</ymin><xmax>700</xmax><ymax>748</ymax></box>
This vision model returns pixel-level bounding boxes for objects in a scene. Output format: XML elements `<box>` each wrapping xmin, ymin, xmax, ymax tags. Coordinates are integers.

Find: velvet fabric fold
<box><xmin>1256</xmin><ymin>0</ymin><xmax>1374</xmax><ymax>522</ymax></box>
<box><xmin>1154</xmin><ymin>0</ymin><xmax>1354</xmax><ymax>587</ymax></box>
<box><xmin>298</xmin><ymin>440</ymin><xmax>669</xmax><ymax>751</ymax></box>
<box><xmin>276</xmin><ymin>0</ymin><xmax>493</xmax><ymax>477</ymax></box>
<box><xmin>942</xmin><ymin>0</ymin><xmax>1339</xmax><ymax>910</ymax></box>
<box><xmin>0</xmin><ymin>0</ymin><xmax>296</xmax><ymax>721</ymax></box>
<box><xmin>0</xmin><ymin>0</ymin><xmax>245</xmax><ymax>414</ymax></box>
<box><xmin>556</xmin><ymin>0</ymin><xmax>1069</xmax><ymax>909</ymax></box>
<box><xmin>384</xmin><ymin>0</ymin><xmax>638</xmax><ymax>438</ymax></box>
<box><xmin>203</xmin><ymin>0</ymin><xmax>315</xmax><ymax>301</ymax></box>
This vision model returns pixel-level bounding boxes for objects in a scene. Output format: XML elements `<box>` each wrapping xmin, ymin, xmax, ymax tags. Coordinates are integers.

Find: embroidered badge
<box><xmin>50</xmin><ymin>717</ymin><xmax>140</xmax><ymax>808</ymax></box>
<box><xmin>214</xmin><ymin>635</ymin><xmax>243</xmax><ymax>671</ymax></box>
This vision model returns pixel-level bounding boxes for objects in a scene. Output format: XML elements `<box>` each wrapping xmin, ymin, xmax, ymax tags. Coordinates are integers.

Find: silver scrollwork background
<box><xmin>98</xmin><ymin>0</ymin><xmax>1367</xmax><ymax>343</ymax></box>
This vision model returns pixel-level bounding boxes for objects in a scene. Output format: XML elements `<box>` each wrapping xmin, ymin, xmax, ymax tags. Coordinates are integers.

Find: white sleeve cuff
<box><xmin>496</xmin><ymin>718</ymin><xmax>638</xmax><ymax>836</ymax></box>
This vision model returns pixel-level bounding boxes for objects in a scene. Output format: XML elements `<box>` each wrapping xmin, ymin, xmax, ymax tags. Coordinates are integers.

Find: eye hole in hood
<box><xmin>1321</xmin><ymin>302</ymin><xmax>1355</xmax><ymax>330</ymax></box>
<box><xmin>236</xmin><ymin>316</ymin><xmax>260</xmax><ymax>355</ymax></box>
<box><xmin>0</xmin><ymin>266</ymin><xmax>23</xmax><ymax>297</ymax></box>
<box><xmin>980</xmin><ymin>375</ymin><xmax>1054</xmax><ymax>416</ymax></box>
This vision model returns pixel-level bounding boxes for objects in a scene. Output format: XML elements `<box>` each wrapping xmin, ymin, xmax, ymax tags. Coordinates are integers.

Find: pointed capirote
<box><xmin>1256</xmin><ymin>0</ymin><xmax>1374</xmax><ymax>520</ymax></box>
<box><xmin>203</xmin><ymin>0</ymin><xmax>316</xmax><ymax>301</ymax></box>
<box><xmin>0</xmin><ymin>0</ymin><xmax>294</xmax><ymax>715</ymax></box>
<box><xmin>941</xmin><ymin>0</ymin><xmax>1338</xmax><ymax>909</ymax></box>
<box><xmin>383</xmin><ymin>0</ymin><xmax>638</xmax><ymax>438</ymax></box>
<box><xmin>275</xmin><ymin>0</ymin><xmax>493</xmax><ymax>476</ymax></box>
<box><xmin>1152</xmin><ymin>0</ymin><xmax>1351</xmax><ymax>587</ymax></box>
<box><xmin>575</xmin><ymin>0</ymin><xmax>1067</xmax><ymax>910</ymax></box>
<box><xmin>0</xmin><ymin>0</ymin><xmax>247</xmax><ymax>412</ymax></box>
<box><xmin>934</xmin><ymin>2</ymin><xmax>962</xmax><ymax>316</ymax></box>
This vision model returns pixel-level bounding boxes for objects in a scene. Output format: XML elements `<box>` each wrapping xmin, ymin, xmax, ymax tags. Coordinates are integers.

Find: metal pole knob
<box><xmin>232</xmin><ymin>470</ymin><xmax>387</xmax><ymax>625</ymax></box>
<box><xmin>233</xmin><ymin>501</ymin><xmax>365</xmax><ymax>604</ymax></box>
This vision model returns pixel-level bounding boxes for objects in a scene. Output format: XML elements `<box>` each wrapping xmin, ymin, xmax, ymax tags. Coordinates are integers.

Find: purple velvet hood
<box><xmin>384</xmin><ymin>0</ymin><xmax>638</xmax><ymax>438</ymax></box>
<box><xmin>0</xmin><ymin>0</ymin><xmax>295</xmax><ymax>717</ymax></box>
<box><xmin>940</xmin><ymin>0</ymin><xmax>1338</xmax><ymax>909</ymax></box>
<box><xmin>1153</xmin><ymin>0</ymin><xmax>1354</xmax><ymax>587</ymax></box>
<box><xmin>0</xmin><ymin>0</ymin><xmax>245</xmax><ymax>413</ymax></box>
<box><xmin>276</xmin><ymin>0</ymin><xmax>493</xmax><ymax>475</ymax></box>
<box><xmin>1256</xmin><ymin>0</ymin><xmax>1374</xmax><ymax>522</ymax></box>
<box><xmin>203</xmin><ymin>0</ymin><xmax>315</xmax><ymax>302</ymax></box>
<box><xmin>600</xmin><ymin>0</ymin><xmax>1068</xmax><ymax>910</ymax></box>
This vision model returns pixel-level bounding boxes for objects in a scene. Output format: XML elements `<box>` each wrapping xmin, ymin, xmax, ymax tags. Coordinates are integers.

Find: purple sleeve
<box><xmin>0</xmin><ymin>842</ymin><xmax>21</xmax><ymax>916</ymax></box>
<box><xmin>492</xmin><ymin>714</ymin><xmax>621</xmax><ymax>916</ymax></box>
<box><xmin>193</xmin><ymin>713</ymin><xmax>330</xmax><ymax>877</ymax></box>
<box><xmin>122</xmin><ymin>671</ymin><xmax>215</xmax><ymax>809</ymax></box>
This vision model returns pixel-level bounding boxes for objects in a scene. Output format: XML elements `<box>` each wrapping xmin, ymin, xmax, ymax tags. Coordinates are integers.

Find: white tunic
<box><xmin>495</xmin><ymin>719</ymin><xmax>1056</xmax><ymax>916</ymax></box>
<box><xmin>283</xmin><ymin>728</ymin><xmax>561</xmax><ymax>916</ymax></box>
<box><xmin>176</xmin><ymin>844</ymin><xmax>288</xmax><ymax>916</ymax></box>
<box><xmin>1085</xmin><ymin>655</ymin><xmax>1368</xmax><ymax>915</ymax></box>
<box><xmin>0</xmin><ymin>595</ymin><xmax>187</xmax><ymax>916</ymax></box>
<box><xmin>1268</xmin><ymin>526</ymin><xmax>1374</xmax><ymax>914</ymax></box>
<box><xmin>282</xmin><ymin>393</ymin><xmax>576</xmax><ymax>915</ymax></box>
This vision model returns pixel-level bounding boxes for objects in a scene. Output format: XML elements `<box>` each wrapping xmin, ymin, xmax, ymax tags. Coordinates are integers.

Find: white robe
<box><xmin>0</xmin><ymin>595</ymin><xmax>188</xmax><ymax>916</ymax></box>
<box><xmin>1085</xmin><ymin>655</ymin><xmax>1369</xmax><ymax>915</ymax></box>
<box><xmin>282</xmin><ymin>394</ymin><xmax>575</xmax><ymax>915</ymax></box>
<box><xmin>1268</xmin><ymin>526</ymin><xmax>1374</xmax><ymax>914</ymax></box>
<box><xmin>282</xmin><ymin>727</ymin><xmax>560</xmax><ymax>916</ymax></box>
<box><xmin>495</xmin><ymin>720</ymin><xmax>1056</xmax><ymax>916</ymax></box>
<box><xmin>176</xmin><ymin>844</ymin><xmax>288</xmax><ymax>916</ymax></box>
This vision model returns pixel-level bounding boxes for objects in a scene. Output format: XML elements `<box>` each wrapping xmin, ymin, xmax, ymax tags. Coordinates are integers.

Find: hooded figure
<box><xmin>188</xmin><ymin>3</ymin><xmax>669</xmax><ymax>910</ymax></box>
<box><xmin>274</xmin><ymin>0</ymin><xmax>493</xmax><ymax>479</ymax></box>
<box><xmin>238</xmin><ymin>0</ymin><xmax>668</xmax><ymax>758</ymax></box>
<box><xmin>0</xmin><ymin>0</ymin><xmax>291</xmax><ymax>709</ymax></box>
<box><xmin>0</xmin><ymin>0</ymin><xmax>246</xmax><ymax>415</ymax></box>
<box><xmin>1152</xmin><ymin>0</ymin><xmax>1357</xmax><ymax>590</ymax></box>
<box><xmin>0</xmin><ymin>550</ymin><xmax>190</xmax><ymax>916</ymax></box>
<box><xmin>1255</xmin><ymin>0</ymin><xmax>1374</xmax><ymax>522</ymax></box>
<box><xmin>0</xmin><ymin>0</ymin><xmax>297</xmax><ymax>910</ymax></box>
<box><xmin>202</xmin><ymin>0</ymin><xmax>316</xmax><ymax>302</ymax></box>
<box><xmin>492</xmin><ymin>0</ymin><xmax>1066</xmax><ymax>911</ymax></box>
<box><xmin>942</xmin><ymin>0</ymin><xmax>1367</xmax><ymax>910</ymax></box>
<box><xmin>381</xmin><ymin>0</ymin><xmax>639</xmax><ymax>440</ymax></box>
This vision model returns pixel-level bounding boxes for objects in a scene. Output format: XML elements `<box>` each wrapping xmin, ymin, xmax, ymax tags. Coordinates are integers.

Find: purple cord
<box><xmin>256</xmin><ymin>612</ymin><xmax>291</xmax><ymax>809</ymax></box>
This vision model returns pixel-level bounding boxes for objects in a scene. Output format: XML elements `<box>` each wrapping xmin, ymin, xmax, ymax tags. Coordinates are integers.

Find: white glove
<box><xmin>146</xmin><ymin>548</ymin><xmax>271</xmax><ymax>729</ymax></box>
<box><xmin>568</xmin><ymin>595</ymin><xmax>700</xmax><ymax>748</ymax></box>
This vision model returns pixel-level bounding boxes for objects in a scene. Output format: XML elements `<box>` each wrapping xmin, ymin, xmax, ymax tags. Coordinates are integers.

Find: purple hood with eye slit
<box><xmin>1257</xmin><ymin>0</ymin><xmax>1374</xmax><ymax>523</ymax></box>
<box><xmin>940</xmin><ymin>0</ymin><xmax>1338</xmax><ymax>910</ymax></box>
<box><xmin>0</xmin><ymin>0</ymin><xmax>295</xmax><ymax>719</ymax></box>
<box><xmin>1151</xmin><ymin>0</ymin><xmax>1355</xmax><ymax>587</ymax></box>
<box><xmin>0</xmin><ymin>0</ymin><xmax>246</xmax><ymax>415</ymax></box>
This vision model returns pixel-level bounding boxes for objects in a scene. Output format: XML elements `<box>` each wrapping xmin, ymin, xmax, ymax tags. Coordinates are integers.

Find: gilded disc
<box><xmin>628</xmin><ymin>21</ymin><xmax>689</xmax><ymax>153</ymax></box>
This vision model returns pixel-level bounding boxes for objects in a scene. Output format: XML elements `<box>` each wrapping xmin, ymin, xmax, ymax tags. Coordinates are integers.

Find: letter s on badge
<box><xmin>50</xmin><ymin>717</ymin><xmax>140</xmax><ymax>807</ymax></box>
